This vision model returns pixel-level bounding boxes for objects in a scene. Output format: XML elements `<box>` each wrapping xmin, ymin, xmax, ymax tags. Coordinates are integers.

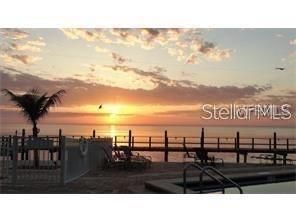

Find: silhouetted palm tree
<box><xmin>2</xmin><ymin>88</ymin><xmax>66</xmax><ymax>166</ymax></box>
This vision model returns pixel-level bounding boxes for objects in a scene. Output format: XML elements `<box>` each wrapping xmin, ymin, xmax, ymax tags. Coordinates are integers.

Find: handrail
<box><xmin>183</xmin><ymin>163</ymin><xmax>243</xmax><ymax>194</ymax></box>
<box><xmin>200</xmin><ymin>166</ymin><xmax>243</xmax><ymax>194</ymax></box>
<box><xmin>183</xmin><ymin>163</ymin><xmax>225</xmax><ymax>194</ymax></box>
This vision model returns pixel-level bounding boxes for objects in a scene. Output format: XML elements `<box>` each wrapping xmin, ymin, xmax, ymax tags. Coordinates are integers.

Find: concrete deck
<box><xmin>0</xmin><ymin>162</ymin><xmax>295</xmax><ymax>193</ymax></box>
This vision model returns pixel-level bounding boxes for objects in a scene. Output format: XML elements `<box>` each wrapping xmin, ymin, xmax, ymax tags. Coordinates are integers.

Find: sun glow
<box><xmin>105</xmin><ymin>104</ymin><xmax>122</xmax><ymax>124</ymax></box>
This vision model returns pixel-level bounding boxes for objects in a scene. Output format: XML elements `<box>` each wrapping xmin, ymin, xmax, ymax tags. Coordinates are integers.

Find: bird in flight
<box><xmin>98</xmin><ymin>104</ymin><xmax>103</xmax><ymax>110</ymax></box>
<box><xmin>275</xmin><ymin>67</ymin><xmax>285</xmax><ymax>71</ymax></box>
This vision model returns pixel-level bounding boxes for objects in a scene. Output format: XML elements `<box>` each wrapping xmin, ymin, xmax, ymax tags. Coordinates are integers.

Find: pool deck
<box><xmin>1</xmin><ymin>162</ymin><xmax>295</xmax><ymax>193</ymax></box>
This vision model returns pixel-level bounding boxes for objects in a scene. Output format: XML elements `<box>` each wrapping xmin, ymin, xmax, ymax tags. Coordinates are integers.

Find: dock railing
<box><xmin>108</xmin><ymin>128</ymin><xmax>296</xmax><ymax>164</ymax></box>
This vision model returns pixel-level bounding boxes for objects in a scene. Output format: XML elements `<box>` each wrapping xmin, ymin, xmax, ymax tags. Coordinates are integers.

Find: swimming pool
<box><xmin>145</xmin><ymin>166</ymin><xmax>296</xmax><ymax>194</ymax></box>
<box><xmin>225</xmin><ymin>181</ymin><xmax>296</xmax><ymax>194</ymax></box>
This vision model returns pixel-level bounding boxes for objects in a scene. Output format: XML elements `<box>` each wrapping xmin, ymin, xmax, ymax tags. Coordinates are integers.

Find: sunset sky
<box><xmin>0</xmin><ymin>28</ymin><xmax>295</xmax><ymax>126</ymax></box>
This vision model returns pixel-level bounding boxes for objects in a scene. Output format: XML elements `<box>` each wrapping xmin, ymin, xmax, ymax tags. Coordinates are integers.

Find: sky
<box><xmin>0</xmin><ymin>28</ymin><xmax>295</xmax><ymax>126</ymax></box>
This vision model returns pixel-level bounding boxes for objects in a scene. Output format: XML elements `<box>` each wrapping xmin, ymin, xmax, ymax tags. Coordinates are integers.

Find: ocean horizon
<box><xmin>1</xmin><ymin>123</ymin><xmax>295</xmax><ymax>138</ymax></box>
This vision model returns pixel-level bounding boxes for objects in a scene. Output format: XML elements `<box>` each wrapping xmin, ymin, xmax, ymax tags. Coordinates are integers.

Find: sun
<box><xmin>105</xmin><ymin>104</ymin><xmax>122</xmax><ymax>124</ymax></box>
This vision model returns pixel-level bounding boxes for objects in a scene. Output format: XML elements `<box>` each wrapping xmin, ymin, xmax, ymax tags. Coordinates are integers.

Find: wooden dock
<box><xmin>99</xmin><ymin>128</ymin><xmax>296</xmax><ymax>165</ymax></box>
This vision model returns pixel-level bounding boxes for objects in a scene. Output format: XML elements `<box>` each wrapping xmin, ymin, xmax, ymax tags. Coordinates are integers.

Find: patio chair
<box><xmin>183</xmin><ymin>144</ymin><xmax>223</xmax><ymax>166</ymax></box>
<box><xmin>120</xmin><ymin>146</ymin><xmax>152</xmax><ymax>168</ymax></box>
<box><xmin>102</xmin><ymin>146</ymin><xmax>126</xmax><ymax>169</ymax></box>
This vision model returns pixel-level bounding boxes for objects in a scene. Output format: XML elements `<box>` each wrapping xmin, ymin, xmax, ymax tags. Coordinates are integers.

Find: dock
<box><xmin>107</xmin><ymin>128</ymin><xmax>296</xmax><ymax>164</ymax></box>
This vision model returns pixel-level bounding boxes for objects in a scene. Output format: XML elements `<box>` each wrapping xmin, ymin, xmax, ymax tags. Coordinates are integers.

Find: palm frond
<box><xmin>2</xmin><ymin>88</ymin><xmax>66</xmax><ymax>125</ymax></box>
<box><xmin>39</xmin><ymin>90</ymin><xmax>66</xmax><ymax>118</ymax></box>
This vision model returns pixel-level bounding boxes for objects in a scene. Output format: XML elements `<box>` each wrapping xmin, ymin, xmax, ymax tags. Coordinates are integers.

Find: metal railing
<box><xmin>1</xmin><ymin>135</ymin><xmax>112</xmax><ymax>185</ymax></box>
<box><xmin>183</xmin><ymin>163</ymin><xmax>243</xmax><ymax>194</ymax></box>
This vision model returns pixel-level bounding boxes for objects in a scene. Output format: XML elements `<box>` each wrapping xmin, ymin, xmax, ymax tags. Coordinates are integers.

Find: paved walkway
<box><xmin>1</xmin><ymin>162</ymin><xmax>294</xmax><ymax>193</ymax></box>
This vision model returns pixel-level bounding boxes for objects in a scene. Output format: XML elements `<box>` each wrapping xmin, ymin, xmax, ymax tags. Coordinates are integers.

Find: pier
<box><xmin>108</xmin><ymin>128</ymin><xmax>296</xmax><ymax>164</ymax></box>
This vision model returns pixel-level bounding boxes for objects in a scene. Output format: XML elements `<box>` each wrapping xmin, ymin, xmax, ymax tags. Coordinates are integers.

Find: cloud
<box><xmin>0</xmin><ymin>29</ymin><xmax>29</xmax><ymax>40</ymax></box>
<box><xmin>290</xmin><ymin>39</ymin><xmax>296</xmax><ymax>45</ymax></box>
<box><xmin>60</xmin><ymin>28</ymin><xmax>111</xmax><ymax>43</ymax></box>
<box><xmin>109</xmin><ymin>28</ymin><xmax>187</xmax><ymax>50</ymax></box>
<box><xmin>60</xmin><ymin>28</ymin><xmax>233</xmax><ymax>64</ymax></box>
<box><xmin>0</xmin><ymin>53</ymin><xmax>41</xmax><ymax>65</ymax></box>
<box><xmin>184</xmin><ymin>39</ymin><xmax>232</xmax><ymax>63</ymax></box>
<box><xmin>0</xmin><ymin>29</ymin><xmax>45</xmax><ymax>66</ymax></box>
<box><xmin>104</xmin><ymin>64</ymin><xmax>172</xmax><ymax>86</ymax></box>
<box><xmin>10</xmin><ymin>39</ymin><xmax>46</xmax><ymax>52</ymax></box>
<box><xmin>111</xmin><ymin>52</ymin><xmax>130</xmax><ymax>64</ymax></box>
<box><xmin>186</xmin><ymin>53</ymin><xmax>200</xmax><ymax>64</ymax></box>
<box><xmin>0</xmin><ymin>67</ymin><xmax>272</xmax><ymax>106</ymax></box>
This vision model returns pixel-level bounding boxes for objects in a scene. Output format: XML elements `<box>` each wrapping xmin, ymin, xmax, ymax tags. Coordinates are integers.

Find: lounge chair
<box><xmin>103</xmin><ymin>146</ymin><xmax>152</xmax><ymax>169</ymax></box>
<box><xmin>183</xmin><ymin>144</ymin><xmax>223</xmax><ymax>166</ymax></box>
<box><xmin>120</xmin><ymin>146</ymin><xmax>152</xmax><ymax>168</ymax></box>
<box><xmin>102</xmin><ymin>146</ymin><xmax>126</xmax><ymax>169</ymax></box>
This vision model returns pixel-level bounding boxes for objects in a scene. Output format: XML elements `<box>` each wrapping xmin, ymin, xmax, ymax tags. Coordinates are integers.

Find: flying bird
<box><xmin>98</xmin><ymin>104</ymin><xmax>103</xmax><ymax>110</ymax></box>
<box><xmin>275</xmin><ymin>67</ymin><xmax>285</xmax><ymax>71</ymax></box>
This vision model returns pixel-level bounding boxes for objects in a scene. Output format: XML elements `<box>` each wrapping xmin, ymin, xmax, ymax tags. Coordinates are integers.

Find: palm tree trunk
<box><xmin>33</xmin><ymin>123</ymin><xmax>39</xmax><ymax>167</ymax></box>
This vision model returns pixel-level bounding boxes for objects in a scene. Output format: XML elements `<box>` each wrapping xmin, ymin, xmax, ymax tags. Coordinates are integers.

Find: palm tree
<box><xmin>2</xmin><ymin>88</ymin><xmax>66</xmax><ymax>166</ymax></box>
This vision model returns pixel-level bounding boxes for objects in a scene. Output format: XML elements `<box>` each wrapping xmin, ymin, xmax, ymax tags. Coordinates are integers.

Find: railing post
<box><xmin>217</xmin><ymin>137</ymin><xmax>220</xmax><ymax>150</ymax></box>
<box><xmin>236</xmin><ymin>131</ymin><xmax>240</xmax><ymax>163</ymax></box>
<box><xmin>269</xmin><ymin>138</ymin><xmax>272</xmax><ymax>150</ymax></box>
<box><xmin>8</xmin><ymin>135</ymin><xmax>12</xmax><ymax>160</ymax></box>
<box><xmin>60</xmin><ymin>136</ymin><xmax>66</xmax><ymax>185</ymax></box>
<box><xmin>286</xmin><ymin>139</ymin><xmax>289</xmax><ymax>151</ymax></box>
<box><xmin>244</xmin><ymin>153</ymin><xmax>248</xmax><ymax>163</ymax></box>
<box><xmin>8</xmin><ymin>135</ymin><xmax>12</xmax><ymax>147</ymax></box>
<box><xmin>12</xmin><ymin>136</ymin><xmax>18</xmax><ymax>184</ymax></box>
<box><xmin>283</xmin><ymin>154</ymin><xmax>287</xmax><ymax>165</ymax></box>
<box><xmin>132</xmin><ymin>136</ymin><xmax>134</xmax><ymax>149</ymax></box>
<box><xmin>149</xmin><ymin>137</ymin><xmax>151</xmax><ymax>149</ymax></box>
<box><xmin>164</xmin><ymin>130</ymin><xmax>168</xmax><ymax>162</ymax></box>
<box><xmin>200</xmin><ymin>128</ymin><xmax>204</xmax><ymax>149</ymax></box>
<box><xmin>21</xmin><ymin>129</ymin><xmax>25</xmax><ymax>160</ymax></box>
<box><xmin>114</xmin><ymin>136</ymin><xmax>117</xmax><ymax>148</ymax></box>
<box><xmin>273</xmin><ymin>132</ymin><xmax>277</xmax><ymax>165</ymax></box>
<box><xmin>252</xmin><ymin>138</ymin><xmax>254</xmax><ymax>150</ymax></box>
<box><xmin>92</xmin><ymin>129</ymin><xmax>96</xmax><ymax>138</ymax></box>
<box><xmin>128</xmin><ymin>130</ymin><xmax>132</xmax><ymax>148</ymax></box>
<box><xmin>58</xmin><ymin>129</ymin><xmax>62</xmax><ymax>160</ymax></box>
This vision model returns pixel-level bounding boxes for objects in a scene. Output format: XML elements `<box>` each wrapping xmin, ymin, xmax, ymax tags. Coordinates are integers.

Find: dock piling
<box><xmin>128</xmin><ymin>130</ymin><xmax>132</xmax><ymax>148</ymax></box>
<box><xmin>273</xmin><ymin>132</ymin><xmax>277</xmax><ymax>165</ymax></box>
<box><xmin>201</xmin><ymin>128</ymin><xmax>204</xmax><ymax>149</ymax></box>
<box><xmin>164</xmin><ymin>130</ymin><xmax>168</xmax><ymax>162</ymax></box>
<box><xmin>58</xmin><ymin>129</ymin><xmax>62</xmax><ymax>160</ymax></box>
<box><xmin>236</xmin><ymin>132</ymin><xmax>240</xmax><ymax>163</ymax></box>
<box><xmin>132</xmin><ymin>136</ymin><xmax>134</xmax><ymax>149</ymax></box>
<box><xmin>217</xmin><ymin>137</ymin><xmax>220</xmax><ymax>150</ymax></box>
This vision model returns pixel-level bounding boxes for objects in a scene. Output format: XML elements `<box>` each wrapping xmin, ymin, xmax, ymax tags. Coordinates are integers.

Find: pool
<box><xmin>145</xmin><ymin>166</ymin><xmax>296</xmax><ymax>194</ymax></box>
<box><xmin>226</xmin><ymin>181</ymin><xmax>296</xmax><ymax>194</ymax></box>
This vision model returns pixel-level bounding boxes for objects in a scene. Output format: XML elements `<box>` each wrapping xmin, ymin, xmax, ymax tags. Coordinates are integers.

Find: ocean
<box><xmin>1</xmin><ymin>123</ymin><xmax>295</xmax><ymax>138</ymax></box>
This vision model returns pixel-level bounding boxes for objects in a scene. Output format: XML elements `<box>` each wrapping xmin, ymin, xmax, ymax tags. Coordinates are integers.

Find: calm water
<box><xmin>1</xmin><ymin>124</ymin><xmax>295</xmax><ymax>162</ymax></box>
<box><xmin>1</xmin><ymin>123</ymin><xmax>295</xmax><ymax>138</ymax></box>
